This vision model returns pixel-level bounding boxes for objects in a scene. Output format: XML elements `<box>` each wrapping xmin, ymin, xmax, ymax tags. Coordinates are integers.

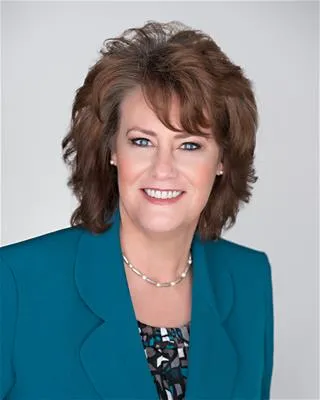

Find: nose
<box><xmin>151</xmin><ymin>148</ymin><xmax>178</xmax><ymax>180</ymax></box>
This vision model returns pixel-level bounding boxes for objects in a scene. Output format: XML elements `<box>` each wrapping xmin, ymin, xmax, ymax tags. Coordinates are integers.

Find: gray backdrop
<box><xmin>2</xmin><ymin>1</ymin><xmax>319</xmax><ymax>398</ymax></box>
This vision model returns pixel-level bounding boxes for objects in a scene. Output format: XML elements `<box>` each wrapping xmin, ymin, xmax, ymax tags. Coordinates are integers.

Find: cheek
<box><xmin>190</xmin><ymin>165</ymin><xmax>217</xmax><ymax>210</ymax></box>
<box><xmin>187</xmin><ymin>161</ymin><xmax>216</xmax><ymax>189</ymax></box>
<box><xmin>116</xmin><ymin>155</ymin><xmax>144</xmax><ymax>189</ymax></box>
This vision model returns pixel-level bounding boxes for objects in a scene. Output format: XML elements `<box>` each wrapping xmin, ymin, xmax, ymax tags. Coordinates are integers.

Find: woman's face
<box><xmin>112</xmin><ymin>86</ymin><xmax>223</xmax><ymax>237</ymax></box>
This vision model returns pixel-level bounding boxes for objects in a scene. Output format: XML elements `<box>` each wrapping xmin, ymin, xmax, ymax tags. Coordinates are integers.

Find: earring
<box><xmin>217</xmin><ymin>170</ymin><xmax>223</xmax><ymax>176</ymax></box>
<box><xmin>110</xmin><ymin>160</ymin><xmax>115</xmax><ymax>165</ymax></box>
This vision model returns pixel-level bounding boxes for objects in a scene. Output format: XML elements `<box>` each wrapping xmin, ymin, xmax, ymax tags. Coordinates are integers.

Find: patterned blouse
<box><xmin>137</xmin><ymin>319</ymin><xmax>191</xmax><ymax>400</ymax></box>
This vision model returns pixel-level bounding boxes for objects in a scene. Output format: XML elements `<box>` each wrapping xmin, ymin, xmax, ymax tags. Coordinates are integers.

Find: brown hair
<box><xmin>62</xmin><ymin>21</ymin><xmax>258</xmax><ymax>241</ymax></box>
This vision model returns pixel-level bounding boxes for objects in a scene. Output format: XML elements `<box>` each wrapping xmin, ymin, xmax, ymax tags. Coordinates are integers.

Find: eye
<box><xmin>181</xmin><ymin>142</ymin><xmax>201</xmax><ymax>151</ymax></box>
<box><xmin>129</xmin><ymin>138</ymin><xmax>201</xmax><ymax>151</ymax></box>
<box><xmin>129</xmin><ymin>138</ymin><xmax>152</xmax><ymax>147</ymax></box>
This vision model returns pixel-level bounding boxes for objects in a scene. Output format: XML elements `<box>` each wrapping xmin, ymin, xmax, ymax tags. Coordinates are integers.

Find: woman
<box><xmin>0</xmin><ymin>21</ymin><xmax>274</xmax><ymax>399</ymax></box>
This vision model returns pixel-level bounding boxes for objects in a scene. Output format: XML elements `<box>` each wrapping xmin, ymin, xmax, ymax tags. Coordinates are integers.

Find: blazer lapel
<box><xmin>74</xmin><ymin>207</ymin><xmax>238</xmax><ymax>399</ymax></box>
<box><xmin>74</xmin><ymin>208</ymin><xmax>159</xmax><ymax>399</ymax></box>
<box><xmin>185</xmin><ymin>234</ymin><xmax>238</xmax><ymax>399</ymax></box>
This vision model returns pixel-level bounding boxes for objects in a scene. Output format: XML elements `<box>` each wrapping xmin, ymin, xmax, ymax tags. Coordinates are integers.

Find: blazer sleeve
<box><xmin>0</xmin><ymin>255</ymin><xmax>18</xmax><ymax>400</ymax></box>
<box><xmin>261</xmin><ymin>253</ymin><xmax>274</xmax><ymax>400</ymax></box>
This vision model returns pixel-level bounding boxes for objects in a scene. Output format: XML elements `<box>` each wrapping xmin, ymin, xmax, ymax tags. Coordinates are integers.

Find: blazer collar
<box><xmin>75</xmin><ymin>207</ymin><xmax>238</xmax><ymax>399</ymax></box>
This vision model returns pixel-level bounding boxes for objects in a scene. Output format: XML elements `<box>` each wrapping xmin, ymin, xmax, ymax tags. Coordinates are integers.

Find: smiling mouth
<box><xmin>142</xmin><ymin>188</ymin><xmax>184</xmax><ymax>192</ymax></box>
<box><xmin>141</xmin><ymin>188</ymin><xmax>185</xmax><ymax>201</ymax></box>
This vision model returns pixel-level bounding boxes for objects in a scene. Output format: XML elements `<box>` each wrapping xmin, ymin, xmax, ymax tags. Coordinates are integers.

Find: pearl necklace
<box><xmin>122</xmin><ymin>252</ymin><xmax>192</xmax><ymax>288</ymax></box>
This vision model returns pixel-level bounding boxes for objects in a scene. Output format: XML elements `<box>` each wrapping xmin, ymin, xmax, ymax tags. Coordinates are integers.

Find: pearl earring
<box><xmin>110</xmin><ymin>160</ymin><xmax>115</xmax><ymax>165</ymax></box>
<box><xmin>217</xmin><ymin>170</ymin><xmax>223</xmax><ymax>176</ymax></box>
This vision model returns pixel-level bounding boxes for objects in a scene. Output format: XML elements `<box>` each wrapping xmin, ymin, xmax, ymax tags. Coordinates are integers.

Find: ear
<box><xmin>217</xmin><ymin>148</ymin><xmax>224</xmax><ymax>173</ymax></box>
<box><xmin>110</xmin><ymin>152</ymin><xmax>117</xmax><ymax>164</ymax></box>
<box><xmin>216</xmin><ymin>160</ymin><xmax>224</xmax><ymax>176</ymax></box>
<box><xmin>109</xmin><ymin>135</ymin><xmax>118</xmax><ymax>165</ymax></box>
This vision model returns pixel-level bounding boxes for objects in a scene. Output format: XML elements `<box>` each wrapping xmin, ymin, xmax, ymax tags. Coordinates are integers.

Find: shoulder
<box><xmin>0</xmin><ymin>225</ymin><xmax>85</xmax><ymax>275</ymax></box>
<box><xmin>204</xmin><ymin>236</ymin><xmax>272</xmax><ymax>284</ymax></box>
<box><xmin>206</xmin><ymin>236</ymin><xmax>270</xmax><ymax>262</ymax></box>
<box><xmin>0</xmin><ymin>226</ymin><xmax>86</xmax><ymax>399</ymax></box>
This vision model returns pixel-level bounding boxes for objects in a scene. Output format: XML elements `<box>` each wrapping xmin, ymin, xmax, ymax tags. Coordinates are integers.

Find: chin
<box><xmin>139</xmin><ymin>217</ymin><xmax>183</xmax><ymax>235</ymax></box>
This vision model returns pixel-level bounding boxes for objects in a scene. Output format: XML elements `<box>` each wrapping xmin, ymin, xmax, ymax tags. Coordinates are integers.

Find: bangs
<box><xmin>141</xmin><ymin>74</ymin><xmax>215</xmax><ymax>139</ymax></box>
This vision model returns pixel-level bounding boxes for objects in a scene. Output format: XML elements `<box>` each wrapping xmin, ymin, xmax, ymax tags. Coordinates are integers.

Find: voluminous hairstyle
<box><xmin>62</xmin><ymin>21</ymin><xmax>258</xmax><ymax>241</ymax></box>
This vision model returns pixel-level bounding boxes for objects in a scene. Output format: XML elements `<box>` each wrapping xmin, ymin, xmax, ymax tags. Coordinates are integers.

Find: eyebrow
<box><xmin>126</xmin><ymin>127</ymin><xmax>199</xmax><ymax>139</ymax></box>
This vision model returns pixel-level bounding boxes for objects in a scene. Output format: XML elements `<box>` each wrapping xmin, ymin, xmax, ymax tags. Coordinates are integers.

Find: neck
<box><xmin>118</xmin><ymin>208</ymin><xmax>197</xmax><ymax>283</ymax></box>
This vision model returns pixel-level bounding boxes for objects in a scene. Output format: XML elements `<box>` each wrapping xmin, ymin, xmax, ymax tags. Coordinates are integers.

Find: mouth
<box><xmin>141</xmin><ymin>188</ymin><xmax>185</xmax><ymax>204</ymax></box>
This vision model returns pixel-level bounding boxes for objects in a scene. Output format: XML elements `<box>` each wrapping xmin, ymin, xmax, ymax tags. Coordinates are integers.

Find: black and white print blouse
<box><xmin>137</xmin><ymin>319</ymin><xmax>190</xmax><ymax>400</ymax></box>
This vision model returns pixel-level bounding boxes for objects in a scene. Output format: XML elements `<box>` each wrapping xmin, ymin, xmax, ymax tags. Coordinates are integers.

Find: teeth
<box><xmin>144</xmin><ymin>189</ymin><xmax>183</xmax><ymax>199</ymax></box>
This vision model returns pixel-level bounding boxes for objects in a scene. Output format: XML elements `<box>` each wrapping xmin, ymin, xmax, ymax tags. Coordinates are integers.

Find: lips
<box><xmin>140</xmin><ymin>189</ymin><xmax>185</xmax><ymax>204</ymax></box>
<box><xmin>142</xmin><ymin>188</ymin><xmax>184</xmax><ymax>192</ymax></box>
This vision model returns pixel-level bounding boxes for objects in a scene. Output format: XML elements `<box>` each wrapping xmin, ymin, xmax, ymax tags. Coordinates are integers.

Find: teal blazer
<box><xmin>0</xmin><ymin>207</ymin><xmax>274</xmax><ymax>399</ymax></box>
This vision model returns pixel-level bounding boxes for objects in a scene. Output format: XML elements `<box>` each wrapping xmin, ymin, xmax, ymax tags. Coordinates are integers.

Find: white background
<box><xmin>1</xmin><ymin>1</ymin><xmax>319</xmax><ymax>398</ymax></box>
